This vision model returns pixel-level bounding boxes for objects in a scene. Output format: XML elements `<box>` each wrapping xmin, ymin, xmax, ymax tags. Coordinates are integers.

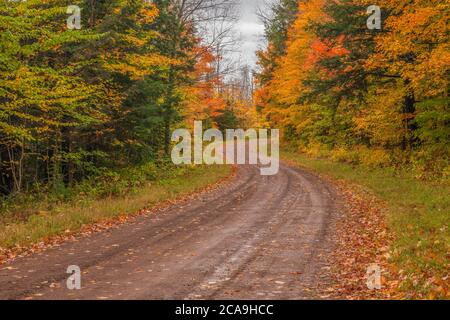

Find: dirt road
<box><xmin>0</xmin><ymin>164</ymin><xmax>341</xmax><ymax>300</ymax></box>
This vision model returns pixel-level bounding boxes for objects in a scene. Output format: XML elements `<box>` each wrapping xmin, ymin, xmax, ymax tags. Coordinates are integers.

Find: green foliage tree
<box><xmin>0</xmin><ymin>0</ymin><xmax>202</xmax><ymax>196</ymax></box>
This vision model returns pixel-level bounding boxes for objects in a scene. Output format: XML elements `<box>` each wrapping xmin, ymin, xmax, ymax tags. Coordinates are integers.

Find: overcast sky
<box><xmin>234</xmin><ymin>0</ymin><xmax>267</xmax><ymax>69</ymax></box>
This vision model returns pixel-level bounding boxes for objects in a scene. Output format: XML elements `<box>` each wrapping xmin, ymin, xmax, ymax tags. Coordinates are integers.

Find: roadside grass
<box><xmin>283</xmin><ymin>150</ymin><xmax>449</xmax><ymax>299</ymax></box>
<box><xmin>0</xmin><ymin>164</ymin><xmax>232</xmax><ymax>251</ymax></box>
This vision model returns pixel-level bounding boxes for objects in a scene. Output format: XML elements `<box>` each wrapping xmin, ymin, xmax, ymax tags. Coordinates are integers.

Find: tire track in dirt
<box><xmin>0</xmin><ymin>163</ymin><xmax>341</xmax><ymax>300</ymax></box>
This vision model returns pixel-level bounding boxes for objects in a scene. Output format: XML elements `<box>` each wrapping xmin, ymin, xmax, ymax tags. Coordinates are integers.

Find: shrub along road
<box><xmin>0</xmin><ymin>164</ymin><xmax>341</xmax><ymax>300</ymax></box>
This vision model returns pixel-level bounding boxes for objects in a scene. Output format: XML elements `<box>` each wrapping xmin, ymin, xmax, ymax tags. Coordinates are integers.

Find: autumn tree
<box><xmin>255</xmin><ymin>0</ymin><xmax>449</xmax><ymax>176</ymax></box>
<box><xmin>0</xmin><ymin>0</ymin><xmax>106</xmax><ymax>193</ymax></box>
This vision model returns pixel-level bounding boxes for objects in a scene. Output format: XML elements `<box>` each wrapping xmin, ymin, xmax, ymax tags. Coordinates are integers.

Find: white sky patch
<box><xmin>233</xmin><ymin>0</ymin><xmax>267</xmax><ymax>69</ymax></box>
<box><xmin>237</xmin><ymin>22</ymin><xmax>265</xmax><ymax>38</ymax></box>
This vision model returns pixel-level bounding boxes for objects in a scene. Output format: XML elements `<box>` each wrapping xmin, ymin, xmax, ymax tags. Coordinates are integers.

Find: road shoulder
<box><xmin>283</xmin><ymin>154</ymin><xmax>397</xmax><ymax>299</ymax></box>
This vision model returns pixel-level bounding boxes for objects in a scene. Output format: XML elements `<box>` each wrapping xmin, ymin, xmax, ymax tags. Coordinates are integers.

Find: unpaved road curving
<box><xmin>0</xmin><ymin>163</ymin><xmax>342</xmax><ymax>300</ymax></box>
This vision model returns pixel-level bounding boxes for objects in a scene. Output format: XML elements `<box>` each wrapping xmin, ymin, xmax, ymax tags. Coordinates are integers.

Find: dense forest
<box><xmin>1</xmin><ymin>0</ymin><xmax>448</xmax><ymax>200</ymax></box>
<box><xmin>0</xmin><ymin>0</ymin><xmax>448</xmax><ymax>299</ymax></box>
<box><xmin>0</xmin><ymin>0</ymin><xmax>254</xmax><ymax>198</ymax></box>
<box><xmin>255</xmin><ymin>0</ymin><xmax>449</xmax><ymax>179</ymax></box>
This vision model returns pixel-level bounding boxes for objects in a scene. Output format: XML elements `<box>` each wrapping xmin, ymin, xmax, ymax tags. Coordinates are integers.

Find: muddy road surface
<box><xmin>0</xmin><ymin>164</ymin><xmax>341</xmax><ymax>300</ymax></box>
